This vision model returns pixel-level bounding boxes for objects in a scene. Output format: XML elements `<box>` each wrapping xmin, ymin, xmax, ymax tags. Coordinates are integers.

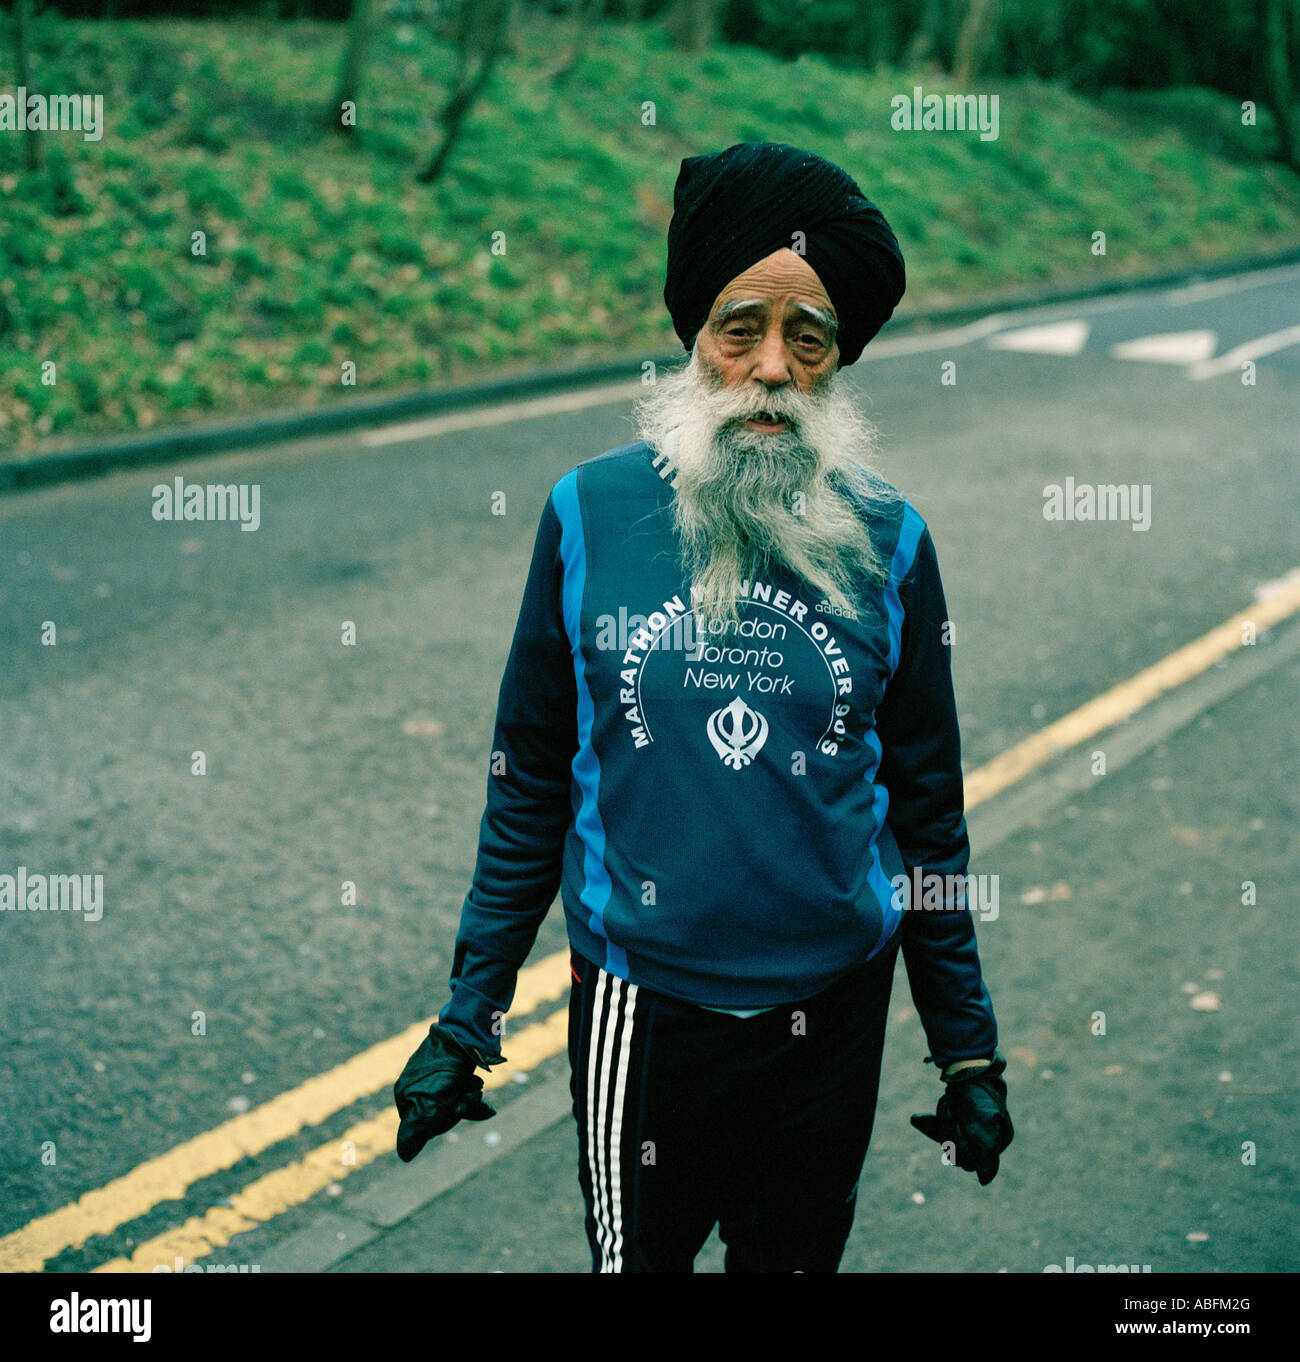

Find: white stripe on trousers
<box><xmin>585</xmin><ymin>967</ymin><xmax>639</xmax><ymax>1272</ymax></box>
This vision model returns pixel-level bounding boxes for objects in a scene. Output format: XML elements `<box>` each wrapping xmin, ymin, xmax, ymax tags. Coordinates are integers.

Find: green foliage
<box><xmin>722</xmin><ymin>0</ymin><xmax>913</xmax><ymax>68</ymax></box>
<box><xmin>1101</xmin><ymin>86</ymin><xmax>1283</xmax><ymax>163</ymax></box>
<box><xmin>726</xmin><ymin>0</ymin><xmax>1268</xmax><ymax>99</ymax></box>
<box><xmin>0</xmin><ymin>13</ymin><xmax>1297</xmax><ymax>451</ymax></box>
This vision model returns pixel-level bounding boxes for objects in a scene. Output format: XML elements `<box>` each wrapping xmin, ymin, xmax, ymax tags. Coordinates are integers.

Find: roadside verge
<box><xmin>3</xmin><ymin>245</ymin><xmax>1297</xmax><ymax>495</ymax></box>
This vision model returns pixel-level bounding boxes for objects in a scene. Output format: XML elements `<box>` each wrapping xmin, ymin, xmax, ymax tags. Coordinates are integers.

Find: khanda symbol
<box><xmin>706</xmin><ymin>695</ymin><xmax>769</xmax><ymax>770</ymax></box>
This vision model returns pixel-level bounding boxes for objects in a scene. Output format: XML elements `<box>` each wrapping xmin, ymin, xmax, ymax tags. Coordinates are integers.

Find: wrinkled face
<box><xmin>633</xmin><ymin>247</ymin><xmax>891</xmax><ymax>631</ymax></box>
<box><xmin>692</xmin><ymin>247</ymin><xmax>839</xmax><ymax>429</ymax></box>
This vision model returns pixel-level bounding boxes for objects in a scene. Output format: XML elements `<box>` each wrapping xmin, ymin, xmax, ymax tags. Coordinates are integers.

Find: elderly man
<box><xmin>394</xmin><ymin>142</ymin><xmax>1013</xmax><ymax>1273</ymax></box>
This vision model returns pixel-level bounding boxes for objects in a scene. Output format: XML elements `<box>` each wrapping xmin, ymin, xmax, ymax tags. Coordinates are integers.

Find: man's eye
<box><xmin>726</xmin><ymin>328</ymin><xmax>754</xmax><ymax>339</ymax></box>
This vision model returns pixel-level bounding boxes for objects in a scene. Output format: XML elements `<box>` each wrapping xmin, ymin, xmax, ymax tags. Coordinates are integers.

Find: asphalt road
<box><xmin>1</xmin><ymin>264</ymin><xmax>1296</xmax><ymax>1274</ymax></box>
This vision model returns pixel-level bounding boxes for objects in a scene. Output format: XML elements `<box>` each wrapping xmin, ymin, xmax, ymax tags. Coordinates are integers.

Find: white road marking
<box><xmin>1109</xmin><ymin>330</ymin><xmax>1218</xmax><ymax>364</ymax></box>
<box><xmin>1186</xmin><ymin>325</ymin><xmax>1300</xmax><ymax>380</ymax></box>
<box><xmin>1163</xmin><ymin>263</ymin><xmax>1300</xmax><ymax>305</ymax></box>
<box><xmin>861</xmin><ymin>312</ymin><xmax>1014</xmax><ymax>358</ymax></box>
<box><xmin>986</xmin><ymin>320</ymin><xmax>1090</xmax><ymax>355</ymax></box>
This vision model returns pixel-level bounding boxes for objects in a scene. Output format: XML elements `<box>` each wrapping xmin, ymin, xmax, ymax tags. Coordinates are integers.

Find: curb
<box><xmin>3</xmin><ymin>244</ymin><xmax>1298</xmax><ymax>495</ymax></box>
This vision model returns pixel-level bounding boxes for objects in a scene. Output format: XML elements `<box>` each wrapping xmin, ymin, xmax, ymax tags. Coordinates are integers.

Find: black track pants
<box><xmin>567</xmin><ymin>938</ymin><xmax>900</xmax><ymax>1273</ymax></box>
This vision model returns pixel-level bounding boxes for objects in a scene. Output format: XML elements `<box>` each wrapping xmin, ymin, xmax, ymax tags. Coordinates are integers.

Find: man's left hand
<box><xmin>910</xmin><ymin>1054</ymin><xmax>1013</xmax><ymax>1185</ymax></box>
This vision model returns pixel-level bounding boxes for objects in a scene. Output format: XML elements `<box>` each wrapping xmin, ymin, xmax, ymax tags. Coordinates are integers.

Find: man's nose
<box><xmin>749</xmin><ymin>327</ymin><xmax>794</xmax><ymax>387</ymax></box>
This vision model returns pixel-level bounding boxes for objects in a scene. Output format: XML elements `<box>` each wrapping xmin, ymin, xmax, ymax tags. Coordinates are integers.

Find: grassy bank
<box><xmin>2</xmin><ymin>13</ymin><xmax>1298</xmax><ymax>451</ymax></box>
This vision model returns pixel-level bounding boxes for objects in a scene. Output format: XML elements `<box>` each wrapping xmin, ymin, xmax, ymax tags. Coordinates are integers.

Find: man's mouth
<box><xmin>743</xmin><ymin>410</ymin><xmax>789</xmax><ymax>432</ymax></box>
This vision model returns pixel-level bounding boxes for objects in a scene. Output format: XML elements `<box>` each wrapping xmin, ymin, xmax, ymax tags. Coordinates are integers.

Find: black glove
<box><xmin>910</xmin><ymin>1054</ymin><xmax>1013</xmax><ymax>1186</ymax></box>
<box><xmin>393</xmin><ymin>1024</ymin><xmax>496</xmax><ymax>1163</ymax></box>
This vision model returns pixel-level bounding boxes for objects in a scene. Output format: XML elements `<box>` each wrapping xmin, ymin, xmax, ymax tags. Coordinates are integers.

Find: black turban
<box><xmin>663</xmin><ymin>142</ymin><xmax>906</xmax><ymax>369</ymax></box>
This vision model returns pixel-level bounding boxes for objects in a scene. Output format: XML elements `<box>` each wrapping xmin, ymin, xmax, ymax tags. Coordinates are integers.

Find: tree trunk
<box><xmin>14</xmin><ymin>0</ymin><xmax>43</xmax><ymax>172</ymax></box>
<box><xmin>546</xmin><ymin>0</ymin><xmax>606</xmax><ymax>87</ymax></box>
<box><xmin>905</xmin><ymin>0</ymin><xmax>946</xmax><ymax>69</ymax></box>
<box><xmin>329</xmin><ymin>0</ymin><xmax>377</xmax><ymax>136</ymax></box>
<box><xmin>876</xmin><ymin>4</ymin><xmax>897</xmax><ymax>69</ymax></box>
<box><xmin>417</xmin><ymin>0</ymin><xmax>513</xmax><ymax>186</ymax></box>
<box><xmin>952</xmin><ymin>0</ymin><xmax>1000</xmax><ymax>85</ymax></box>
<box><xmin>664</xmin><ymin>0</ymin><xmax>718</xmax><ymax>54</ymax></box>
<box><xmin>1262</xmin><ymin>0</ymin><xmax>1299</xmax><ymax>168</ymax></box>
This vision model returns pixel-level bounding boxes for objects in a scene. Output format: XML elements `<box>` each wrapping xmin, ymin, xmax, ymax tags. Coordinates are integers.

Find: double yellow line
<box><xmin>0</xmin><ymin>960</ymin><xmax>574</xmax><ymax>1274</ymax></box>
<box><xmin>3</xmin><ymin>573</ymin><xmax>1297</xmax><ymax>1273</ymax></box>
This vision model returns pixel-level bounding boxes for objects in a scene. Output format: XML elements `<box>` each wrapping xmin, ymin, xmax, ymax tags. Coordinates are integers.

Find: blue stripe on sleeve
<box><xmin>885</xmin><ymin>501</ymin><xmax>926</xmax><ymax>679</ymax></box>
<box><xmin>864</xmin><ymin>500</ymin><xmax>928</xmax><ymax>953</ymax></box>
<box><xmin>551</xmin><ymin>472</ymin><xmax>628</xmax><ymax>979</ymax></box>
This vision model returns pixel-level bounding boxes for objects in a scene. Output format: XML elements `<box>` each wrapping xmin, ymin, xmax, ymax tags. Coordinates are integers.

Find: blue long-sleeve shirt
<box><xmin>438</xmin><ymin>439</ymin><xmax>998</xmax><ymax>1069</ymax></box>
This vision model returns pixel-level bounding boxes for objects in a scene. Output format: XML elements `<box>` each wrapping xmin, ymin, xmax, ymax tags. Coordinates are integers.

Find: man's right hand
<box><xmin>393</xmin><ymin>1024</ymin><xmax>496</xmax><ymax>1162</ymax></box>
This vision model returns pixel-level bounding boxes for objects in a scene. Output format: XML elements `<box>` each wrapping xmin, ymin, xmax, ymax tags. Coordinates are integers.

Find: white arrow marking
<box><xmin>1109</xmin><ymin>330</ymin><xmax>1217</xmax><ymax>364</ymax></box>
<box><xmin>865</xmin><ymin>312</ymin><xmax>1014</xmax><ymax>358</ymax></box>
<box><xmin>1187</xmin><ymin>325</ymin><xmax>1300</xmax><ymax>381</ymax></box>
<box><xmin>986</xmin><ymin>320</ymin><xmax>1090</xmax><ymax>355</ymax></box>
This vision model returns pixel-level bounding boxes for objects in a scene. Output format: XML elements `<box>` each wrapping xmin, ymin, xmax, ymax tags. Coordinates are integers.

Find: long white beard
<box><xmin>632</xmin><ymin>351</ymin><xmax>900</xmax><ymax>628</ymax></box>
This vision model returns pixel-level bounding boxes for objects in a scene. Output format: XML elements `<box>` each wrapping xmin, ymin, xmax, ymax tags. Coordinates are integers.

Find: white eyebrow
<box><xmin>712</xmin><ymin>298</ymin><xmax>837</xmax><ymax>335</ymax></box>
<box><xmin>791</xmin><ymin>302</ymin><xmax>837</xmax><ymax>334</ymax></box>
<box><xmin>713</xmin><ymin>298</ymin><xmax>766</xmax><ymax>324</ymax></box>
